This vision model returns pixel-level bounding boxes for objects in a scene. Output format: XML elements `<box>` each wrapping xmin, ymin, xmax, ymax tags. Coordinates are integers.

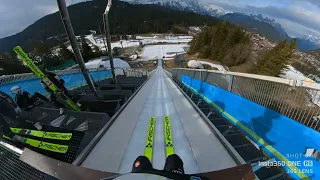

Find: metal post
<box><xmin>103</xmin><ymin>0</ymin><xmax>118</xmax><ymax>87</ymax></box>
<box><xmin>56</xmin><ymin>0</ymin><xmax>98</xmax><ymax>96</ymax></box>
<box><xmin>97</xmin><ymin>22</ymin><xmax>108</xmax><ymax>54</ymax></box>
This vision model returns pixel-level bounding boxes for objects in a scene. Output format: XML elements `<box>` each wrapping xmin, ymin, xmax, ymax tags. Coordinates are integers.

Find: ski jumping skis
<box><xmin>164</xmin><ymin>115</ymin><xmax>174</xmax><ymax>157</ymax></box>
<box><xmin>144</xmin><ymin>117</ymin><xmax>156</xmax><ymax>162</ymax></box>
<box><xmin>13</xmin><ymin>46</ymin><xmax>81</xmax><ymax>112</ymax></box>
<box><xmin>10</xmin><ymin>127</ymin><xmax>72</xmax><ymax>140</ymax></box>
<box><xmin>3</xmin><ymin>135</ymin><xmax>68</xmax><ymax>153</ymax></box>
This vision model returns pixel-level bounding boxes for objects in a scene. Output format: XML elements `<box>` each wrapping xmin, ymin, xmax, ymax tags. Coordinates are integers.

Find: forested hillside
<box><xmin>0</xmin><ymin>0</ymin><xmax>219</xmax><ymax>53</ymax></box>
<box><xmin>188</xmin><ymin>22</ymin><xmax>251</xmax><ymax>67</ymax></box>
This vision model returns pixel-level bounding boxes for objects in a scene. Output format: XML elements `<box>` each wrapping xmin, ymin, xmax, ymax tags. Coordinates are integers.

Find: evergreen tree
<box><xmin>251</xmin><ymin>39</ymin><xmax>297</xmax><ymax>76</ymax></box>
<box><xmin>59</xmin><ymin>43</ymin><xmax>74</xmax><ymax>61</ymax></box>
<box><xmin>189</xmin><ymin>22</ymin><xmax>251</xmax><ymax>66</ymax></box>
<box><xmin>81</xmin><ymin>38</ymin><xmax>94</xmax><ymax>62</ymax></box>
<box><xmin>93</xmin><ymin>45</ymin><xmax>102</xmax><ymax>58</ymax></box>
<box><xmin>0</xmin><ymin>53</ymin><xmax>30</xmax><ymax>75</ymax></box>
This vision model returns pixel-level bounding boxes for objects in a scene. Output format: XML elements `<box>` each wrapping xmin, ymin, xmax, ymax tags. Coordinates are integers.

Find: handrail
<box><xmin>174</xmin><ymin>68</ymin><xmax>320</xmax><ymax>90</ymax></box>
<box><xmin>172</xmin><ymin>68</ymin><xmax>320</xmax><ymax>132</ymax></box>
<box><xmin>0</xmin><ymin>67</ymin><xmax>148</xmax><ymax>85</ymax></box>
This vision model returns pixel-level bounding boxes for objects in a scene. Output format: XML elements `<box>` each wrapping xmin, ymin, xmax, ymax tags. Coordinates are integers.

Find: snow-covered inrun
<box><xmin>142</xmin><ymin>44</ymin><xmax>189</xmax><ymax>59</ymax></box>
<box><xmin>187</xmin><ymin>60</ymin><xmax>226</xmax><ymax>71</ymax></box>
<box><xmin>280</xmin><ymin>65</ymin><xmax>306</xmax><ymax>81</ymax></box>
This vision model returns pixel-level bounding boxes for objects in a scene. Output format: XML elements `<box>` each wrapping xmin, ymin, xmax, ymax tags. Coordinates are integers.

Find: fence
<box><xmin>0</xmin><ymin>67</ymin><xmax>149</xmax><ymax>98</ymax></box>
<box><xmin>172</xmin><ymin>68</ymin><xmax>320</xmax><ymax>132</ymax></box>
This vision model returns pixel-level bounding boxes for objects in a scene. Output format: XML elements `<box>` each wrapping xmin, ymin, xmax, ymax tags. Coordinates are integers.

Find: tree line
<box><xmin>188</xmin><ymin>22</ymin><xmax>297</xmax><ymax>77</ymax></box>
<box><xmin>0</xmin><ymin>38</ymin><xmax>103</xmax><ymax>75</ymax></box>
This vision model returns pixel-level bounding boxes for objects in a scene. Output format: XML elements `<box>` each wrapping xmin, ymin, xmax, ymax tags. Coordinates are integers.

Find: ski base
<box><xmin>3</xmin><ymin>135</ymin><xmax>68</xmax><ymax>153</ymax></box>
<box><xmin>144</xmin><ymin>117</ymin><xmax>156</xmax><ymax>162</ymax></box>
<box><xmin>164</xmin><ymin>116</ymin><xmax>174</xmax><ymax>157</ymax></box>
<box><xmin>10</xmin><ymin>128</ymin><xmax>72</xmax><ymax>140</ymax></box>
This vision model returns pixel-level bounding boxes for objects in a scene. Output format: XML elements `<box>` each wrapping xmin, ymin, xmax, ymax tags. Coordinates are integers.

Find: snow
<box><xmin>85</xmin><ymin>34</ymin><xmax>140</xmax><ymax>50</ymax></box>
<box><xmin>129</xmin><ymin>54</ymin><xmax>138</xmax><ymax>60</ymax></box>
<box><xmin>141</xmin><ymin>38</ymin><xmax>192</xmax><ymax>45</ymax></box>
<box><xmin>142</xmin><ymin>44</ymin><xmax>189</xmax><ymax>59</ymax></box>
<box><xmin>187</xmin><ymin>60</ymin><xmax>226</xmax><ymax>71</ymax></box>
<box><xmin>280</xmin><ymin>65</ymin><xmax>306</xmax><ymax>81</ymax></box>
<box><xmin>136</xmin><ymin>36</ymin><xmax>156</xmax><ymax>39</ymax></box>
<box><xmin>197</xmin><ymin>61</ymin><xmax>226</xmax><ymax>71</ymax></box>
<box><xmin>111</xmin><ymin>41</ymin><xmax>140</xmax><ymax>49</ymax></box>
<box><xmin>85</xmin><ymin>58</ymin><xmax>130</xmax><ymax>69</ymax></box>
<box><xmin>188</xmin><ymin>60</ymin><xmax>204</xmax><ymax>69</ymax></box>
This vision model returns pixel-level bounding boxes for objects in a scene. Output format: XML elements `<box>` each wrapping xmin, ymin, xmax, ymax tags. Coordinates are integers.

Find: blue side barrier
<box><xmin>0</xmin><ymin>70</ymin><xmax>112</xmax><ymax>98</ymax></box>
<box><xmin>182</xmin><ymin>74</ymin><xmax>319</xmax><ymax>180</ymax></box>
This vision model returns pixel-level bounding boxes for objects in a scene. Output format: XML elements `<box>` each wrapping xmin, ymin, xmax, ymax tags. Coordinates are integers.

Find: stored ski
<box><xmin>10</xmin><ymin>127</ymin><xmax>72</xmax><ymax>140</ymax></box>
<box><xmin>144</xmin><ymin>117</ymin><xmax>156</xmax><ymax>162</ymax></box>
<box><xmin>13</xmin><ymin>46</ymin><xmax>81</xmax><ymax>112</ymax></box>
<box><xmin>164</xmin><ymin>116</ymin><xmax>174</xmax><ymax>157</ymax></box>
<box><xmin>3</xmin><ymin>135</ymin><xmax>68</xmax><ymax>153</ymax></box>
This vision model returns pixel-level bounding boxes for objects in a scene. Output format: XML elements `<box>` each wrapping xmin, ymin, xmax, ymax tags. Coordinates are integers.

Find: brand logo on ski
<box><xmin>10</xmin><ymin>127</ymin><xmax>72</xmax><ymax>140</ymax></box>
<box><xmin>38</xmin><ymin>141</ymin><xmax>68</xmax><ymax>153</ymax></box>
<box><xmin>144</xmin><ymin>117</ymin><xmax>156</xmax><ymax>162</ymax></box>
<box><xmin>164</xmin><ymin>116</ymin><xmax>174</xmax><ymax>157</ymax></box>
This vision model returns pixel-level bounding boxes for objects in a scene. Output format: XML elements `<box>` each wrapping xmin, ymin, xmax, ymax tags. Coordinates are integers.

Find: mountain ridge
<box><xmin>0</xmin><ymin>0</ymin><xmax>219</xmax><ymax>53</ymax></box>
<box><xmin>122</xmin><ymin>0</ymin><xmax>320</xmax><ymax>50</ymax></box>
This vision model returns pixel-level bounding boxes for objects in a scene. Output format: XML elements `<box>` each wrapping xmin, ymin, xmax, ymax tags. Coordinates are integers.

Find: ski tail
<box><xmin>10</xmin><ymin>128</ymin><xmax>72</xmax><ymax>140</ymax></box>
<box><xmin>3</xmin><ymin>135</ymin><xmax>68</xmax><ymax>153</ymax></box>
<box><xmin>164</xmin><ymin>115</ymin><xmax>174</xmax><ymax>157</ymax></box>
<box><xmin>144</xmin><ymin>117</ymin><xmax>156</xmax><ymax>162</ymax></box>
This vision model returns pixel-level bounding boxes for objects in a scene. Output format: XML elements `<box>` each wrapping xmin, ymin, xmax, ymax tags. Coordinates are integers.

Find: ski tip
<box><xmin>13</xmin><ymin>46</ymin><xmax>22</xmax><ymax>51</ymax></box>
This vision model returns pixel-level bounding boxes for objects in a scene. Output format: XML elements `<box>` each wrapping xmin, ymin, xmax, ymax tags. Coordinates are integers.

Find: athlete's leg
<box><xmin>132</xmin><ymin>156</ymin><xmax>153</xmax><ymax>172</ymax></box>
<box><xmin>163</xmin><ymin>154</ymin><xmax>185</xmax><ymax>174</ymax></box>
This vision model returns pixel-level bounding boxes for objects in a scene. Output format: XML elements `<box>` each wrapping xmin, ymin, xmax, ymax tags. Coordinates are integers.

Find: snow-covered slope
<box><xmin>303</xmin><ymin>34</ymin><xmax>320</xmax><ymax>45</ymax></box>
<box><xmin>280</xmin><ymin>65</ymin><xmax>306</xmax><ymax>81</ymax></box>
<box><xmin>123</xmin><ymin>0</ymin><xmax>218</xmax><ymax>16</ymax></box>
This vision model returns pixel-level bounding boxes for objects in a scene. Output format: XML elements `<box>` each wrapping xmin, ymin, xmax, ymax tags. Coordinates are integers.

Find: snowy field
<box><xmin>85</xmin><ymin>34</ymin><xmax>192</xmax><ymax>50</ymax></box>
<box><xmin>141</xmin><ymin>44</ymin><xmax>189</xmax><ymax>59</ymax></box>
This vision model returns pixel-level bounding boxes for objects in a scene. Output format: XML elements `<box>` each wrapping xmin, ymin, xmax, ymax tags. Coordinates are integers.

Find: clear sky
<box><xmin>200</xmin><ymin>0</ymin><xmax>320</xmax><ymax>37</ymax></box>
<box><xmin>0</xmin><ymin>0</ymin><xmax>319</xmax><ymax>38</ymax></box>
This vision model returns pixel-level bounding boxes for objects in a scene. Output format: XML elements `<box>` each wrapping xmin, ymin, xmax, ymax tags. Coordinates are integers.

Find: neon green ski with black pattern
<box><xmin>13</xmin><ymin>46</ymin><xmax>81</xmax><ymax>112</ymax></box>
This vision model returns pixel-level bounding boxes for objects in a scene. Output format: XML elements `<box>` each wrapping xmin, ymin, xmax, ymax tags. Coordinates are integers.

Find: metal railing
<box><xmin>0</xmin><ymin>67</ymin><xmax>150</xmax><ymax>86</ymax></box>
<box><xmin>172</xmin><ymin>68</ymin><xmax>320</xmax><ymax>132</ymax></box>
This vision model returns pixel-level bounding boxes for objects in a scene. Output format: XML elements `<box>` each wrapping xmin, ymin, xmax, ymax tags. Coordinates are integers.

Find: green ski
<box><xmin>3</xmin><ymin>135</ymin><xmax>68</xmax><ymax>153</ymax></box>
<box><xmin>144</xmin><ymin>117</ymin><xmax>156</xmax><ymax>162</ymax></box>
<box><xmin>10</xmin><ymin>127</ymin><xmax>72</xmax><ymax>140</ymax></box>
<box><xmin>164</xmin><ymin>116</ymin><xmax>174</xmax><ymax>157</ymax></box>
<box><xmin>13</xmin><ymin>46</ymin><xmax>81</xmax><ymax>112</ymax></box>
